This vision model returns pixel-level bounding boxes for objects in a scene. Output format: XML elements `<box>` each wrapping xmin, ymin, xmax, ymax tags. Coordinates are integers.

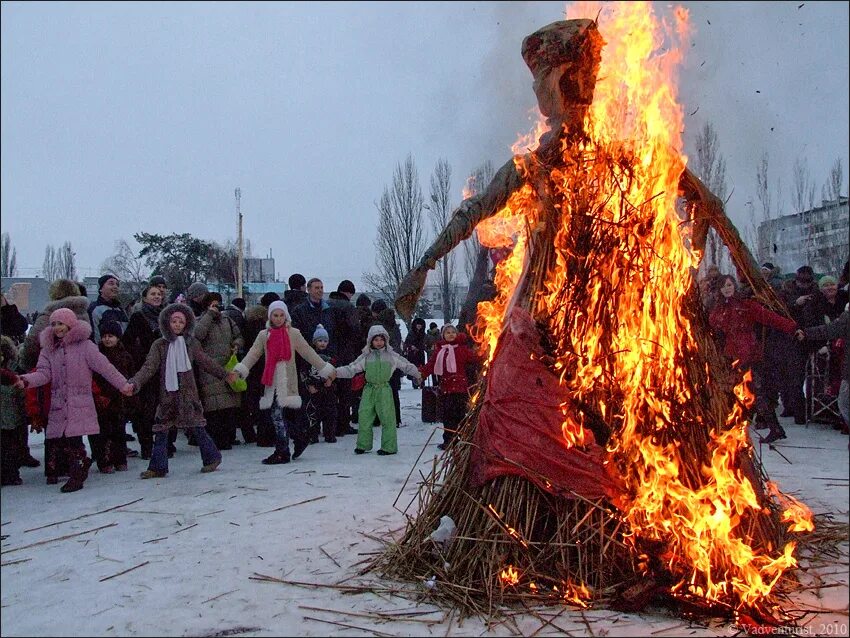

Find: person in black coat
<box><xmin>326</xmin><ymin>281</ymin><xmax>360</xmax><ymax>436</ymax></box>
<box><xmin>1</xmin><ymin>293</ymin><xmax>29</xmax><ymax>344</ymax></box>
<box><xmin>284</xmin><ymin>273</ymin><xmax>309</xmax><ymax>316</ymax></box>
<box><xmin>403</xmin><ymin>317</ymin><xmax>428</xmax><ymax>389</ymax></box>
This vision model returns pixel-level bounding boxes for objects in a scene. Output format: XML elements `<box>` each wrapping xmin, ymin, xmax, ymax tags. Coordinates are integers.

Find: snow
<box><xmin>1</xmin><ymin>387</ymin><xmax>848</xmax><ymax>637</ymax></box>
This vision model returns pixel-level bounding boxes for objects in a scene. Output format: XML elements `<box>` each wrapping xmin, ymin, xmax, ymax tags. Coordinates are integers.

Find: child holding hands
<box><xmin>334</xmin><ymin>325</ymin><xmax>421</xmax><ymax>456</ymax></box>
<box><xmin>15</xmin><ymin>309</ymin><xmax>132</xmax><ymax>492</ymax></box>
<box><xmin>125</xmin><ymin>303</ymin><xmax>238</xmax><ymax>479</ymax></box>
<box><xmin>233</xmin><ymin>301</ymin><xmax>335</xmax><ymax>465</ymax></box>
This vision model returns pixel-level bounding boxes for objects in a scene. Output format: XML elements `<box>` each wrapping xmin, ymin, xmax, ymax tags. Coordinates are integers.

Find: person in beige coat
<box><xmin>233</xmin><ymin>301</ymin><xmax>334</xmax><ymax>464</ymax></box>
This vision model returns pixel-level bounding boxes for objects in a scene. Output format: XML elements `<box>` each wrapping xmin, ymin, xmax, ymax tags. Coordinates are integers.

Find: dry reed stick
<box><xmin>23</xmin><ymin>498</ymin><xmax>143</xmax><ymax>533</ymax></box>
<box><xmin>1</xmin><ymin>522</ymin><xmax>117</xmax><ymax>555</ymax></box>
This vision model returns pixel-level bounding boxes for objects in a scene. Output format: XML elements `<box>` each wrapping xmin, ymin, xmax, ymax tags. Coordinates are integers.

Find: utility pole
<box><xmin>235</xmin><ymin>187</ymin><xmax>243</xmax><ymax>298</ymax></box>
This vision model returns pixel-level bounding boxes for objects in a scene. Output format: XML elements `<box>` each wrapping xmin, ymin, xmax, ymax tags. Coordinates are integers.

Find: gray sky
<box><xmin>2</xmin><ymin>1</ymin><xmax>848</xmax><ymax>290</ymax></box>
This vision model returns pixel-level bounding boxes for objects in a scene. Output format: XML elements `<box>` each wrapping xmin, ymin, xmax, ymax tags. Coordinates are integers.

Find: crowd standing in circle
<box><xmin>1</xmin><ymin>258</ymin><xmax>848</xmax><ymax>489</ymax></box>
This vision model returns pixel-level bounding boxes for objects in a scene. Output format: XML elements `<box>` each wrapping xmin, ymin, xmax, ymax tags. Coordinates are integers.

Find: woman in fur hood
<box><xmin>126</xmin><ymin>303</ymin><xmax>238</xmax><ymax>479</ymax></box>
<box><xmin>233</xmin><ymin>301</ymin><xmax>334</xmax><ymax>465</ymax></box>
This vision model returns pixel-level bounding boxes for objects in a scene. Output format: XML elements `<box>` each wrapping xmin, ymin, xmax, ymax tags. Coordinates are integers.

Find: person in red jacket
<box><xmin>419</xmin><ymin>324</ymin><xmax>479</xmax><ymax>450</ymax></box>
<box><xmin>709</xmin><ymin>275</ymin><xmax>798</xmax><ymax>444</ymax></box>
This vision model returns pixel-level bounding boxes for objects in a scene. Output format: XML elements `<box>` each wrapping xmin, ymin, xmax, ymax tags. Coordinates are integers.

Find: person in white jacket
<box><xmin>233</xmin><ymin>301</ymin><xmax>334</xmax><ymax>464</ymax></box>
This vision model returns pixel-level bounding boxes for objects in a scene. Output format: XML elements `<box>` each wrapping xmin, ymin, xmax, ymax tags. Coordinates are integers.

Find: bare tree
<box><xmin>791</xmin><ymin>156</ymin><xmax>818</xmax><ymax>265</ymax></box>
<box><xmin>427</xmin><ymin>159</ymin><xmax>459</xmax><ymax>321</ymax></box>
<box><xmin>362</xmin><ymin>154</ymin><xmax>428</xmax><ymax>305</ymax></box>
<box><xmin>692</xmin><ymin>123</ymin><xmax>728</xmax><ymax>270</ymax></box>
<box><xmin>461</xmin><ymin>160</ymin><xmax>494</xmax><ymax>283</ymax></box>
<box><xmin>57</xmin><ymin>242</ymin><xmax>77</xmax><ymax>281</ymax></box>
<box><xmin>101</xmin><ymin>239</ymin><xmax>149</xmax><ymax>298</ymax></box>
<box><xmin>822</xmin><ymin>157</ymin><xmax>844</xmax><ymax>203</ymax></box>
<box><xmin>42</xmin><ymin>245</ymin><xmax>60</xmax><ymax>282</ymax></box>
<box><xmin>755</xmin><ymin>152</ymin><xmax>785</xmax><ymax>264</ymax></box>
<box><xmin>1</xmin><ymin>233</ymin><xmax>17</xmax><ymax>278</ymax></box>
<box><xmin>791</xmin><ymin>156</ymin><xmax>817</xmax><ymax>213</ymax></box>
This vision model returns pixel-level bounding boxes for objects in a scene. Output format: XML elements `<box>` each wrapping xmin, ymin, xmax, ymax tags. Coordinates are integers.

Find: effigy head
<box><xmin>521</xmin><ymin>19</ymin><xmax>604</xmax><ymax>124</ymax></box>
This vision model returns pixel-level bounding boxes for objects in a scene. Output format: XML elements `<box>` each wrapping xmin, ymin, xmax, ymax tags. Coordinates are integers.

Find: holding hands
<box><xmin>121</xmin><ymin>383</ymin><xmax>135</xmax><ymax>396</ymax></box>
<box><xmin>225</xmin><ymin>371</ymin><xmax>239</xmax><ymax>386</ymax></box>
<box><xmin>795</xmin><ymin>329</ymin><xmax>806</xmax><ymax>342</ymax></box>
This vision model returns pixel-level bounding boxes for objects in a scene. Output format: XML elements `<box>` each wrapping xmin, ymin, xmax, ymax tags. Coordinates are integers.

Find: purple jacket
<box><xmin>22</xmin><ymin>321</ymin><xmax>128</xmax><ymax>439</ymax></box>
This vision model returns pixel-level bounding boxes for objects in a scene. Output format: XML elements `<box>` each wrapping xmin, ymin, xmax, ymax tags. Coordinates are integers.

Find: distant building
<box><xmin>244</xmin><ymin>257</ymin><xmax>275</xmax><ymax>283</ymax></box>
<box><xmin>757</xmin><ymin>197</ymin><xmax>849</xmax><ymax>275</ymax></box>
<box><xmin>421</xmin><ymin>283</ymin><xmax>469</xmax><ymax>319</ymax></box>
<box><xmin>0</xmin><ymin>277</ymin><xmax>50</xmax><ymax>315</ymax></box>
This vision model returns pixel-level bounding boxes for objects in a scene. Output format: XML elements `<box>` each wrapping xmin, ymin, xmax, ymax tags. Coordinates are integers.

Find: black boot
<box><xmin>761</xmin><ymin>426</ymin><xmax>787</xmax><ymax>445</ymax></box>
<box><xmin>261</xmin><ymin>451</ymin><xmax>290</xmax><ymax>465</ymax></box>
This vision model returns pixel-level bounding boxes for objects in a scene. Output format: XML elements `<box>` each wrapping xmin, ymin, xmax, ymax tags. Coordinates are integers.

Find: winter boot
<box><xmin>61</xmin><ymin>457</ymin><xmax>92</xmax><ymax>493</ymax></box>
<box><xmin>261</xmin><ymin>452</ymin><xmax>290</xmax><ymax>465</ymax></box>
<box><xmin>761</xmin><ymin>426</ymin><xmax>787</xmax><ymax>445</ymax></box>
<box><xmin>201</xmin><ymin>459</ymin><xmax>221</xmax><ymax>473</ymax></box>
<box><xmin>140</xmin><ymin>469</ymin><xmax>167</xmax><ymax>479</ymax></box>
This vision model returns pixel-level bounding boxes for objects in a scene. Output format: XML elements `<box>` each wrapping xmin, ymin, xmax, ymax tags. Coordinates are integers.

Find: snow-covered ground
<box><xmin>1</xmin><ymin>386</ymin><xmax>848</xmax><ymax>637</ymax></box>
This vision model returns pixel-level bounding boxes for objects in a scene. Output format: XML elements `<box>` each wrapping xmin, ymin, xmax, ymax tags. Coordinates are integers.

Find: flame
<box><xmin>472</xmin><ymin>0</ymin><xmax>813</xmax><ymax>610</ymax></box>
<box><xmin>766</xmin><ymin>482</ymin><xmax>815</xmax><ymax>533</ymax></box>
<box><xmin>500</xmin><ymin>565</ymin><xmax>520</xmax><ymax>586</ymax></box>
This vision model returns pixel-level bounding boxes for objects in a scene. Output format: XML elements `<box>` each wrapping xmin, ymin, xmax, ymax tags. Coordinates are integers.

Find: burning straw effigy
<box><xmin>369</xmin><ymin>3</ymin><xmax>835</xmax><ymax>625</ymax></box>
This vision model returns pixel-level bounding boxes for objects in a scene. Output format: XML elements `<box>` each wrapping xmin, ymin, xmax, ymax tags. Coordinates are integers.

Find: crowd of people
<box><xmin>0</xmin><ymin>272</ymin><xmax>477</xmax><ymax>492</ymax></box>
<box><xmin>1</xmin><ymin>255</ymin><xmax>847</xmax><ymax>493</ymax></box>
<box><xmin>701</xmin><ymin>260</ymin><xmax>849</xmax><ymax>444</ymax></box>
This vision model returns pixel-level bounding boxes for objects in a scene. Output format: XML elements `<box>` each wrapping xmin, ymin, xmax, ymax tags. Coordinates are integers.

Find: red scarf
<box><xmin>262</xmin><ymin>326</ymin><xmax>292</xmax><ymax>387</ymax></box>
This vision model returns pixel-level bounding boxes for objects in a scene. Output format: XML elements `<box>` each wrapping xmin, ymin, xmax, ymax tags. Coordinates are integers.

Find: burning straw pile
<box><xmin>373</xmin><ymin>2</ymin><xmax>824</xmax><ymax>623</ymax></box>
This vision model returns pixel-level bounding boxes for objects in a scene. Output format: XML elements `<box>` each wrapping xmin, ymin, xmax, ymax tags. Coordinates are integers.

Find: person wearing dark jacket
<box><xmin>403</xmin><ymin>317</ymin><xmax>428</xmax><ymax>389</ymax></box>
<box><xmin>349</xmin><ymin>294</ymin><xmax>373</xmax><ymax>424</ymax></box>
<box><xmin>780</xmin><ymin>266</ymin><xmax>823</xmax><ymax>423</ymax></box>
<box><xmin>185</xmin><ymin>282</ymin><xmax>209</xmax><ymax>318</ymax></box>
<box><xmin>122</xmin><ymin>285</ymin><xmax>165</xmax><ymax>459</ymax></box>
<box><xmin>90</xmin><ymin>321</ymin><xmax>135</xmax><ymax>473</ymax></box>
<box><xmin>709</xmin><ymin>275</ymin><xmax>798</xmax><ymax>444</ymax></box>
<box><xmin>284</xmin><ymin>273</ymin><xmax>308</xmax><ymax>316</ymax></box>
<box><xmin>88</xmin><ymin>274</ymin><xmax>129</xmax><ymax>343</ymax></box>
<box><xmin>326</xmin><ymin>282</ymin><xmax>360</xmax><ymax>436</ymax></box>
<box><xmin>1</xmin><ymin>293</ymin><xmax>29</xmax><ymax>344</ymax></box>
<box><xmin>797</xmin><ymin>310</ymin><xmax>849</xmax><ymax>433</ymax></box>
<box><xmin>241</xmin><ymin>304</ymin><xmax>270</xmax><ymax>445</ymax></box>
<box><xmin>290</xmin><ymin>278</ymin><xmax>333</xmax><ymax>395</ymax></box>
<box><xmin>223</xmin><ymin>297</ymin><xmax>247</xmax><ymax>335</ymax></box>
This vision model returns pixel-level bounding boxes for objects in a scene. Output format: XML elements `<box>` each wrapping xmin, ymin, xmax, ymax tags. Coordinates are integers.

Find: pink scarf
<box><xmin>262</xmin><ymin>326</ymin><xmax>292</xmax><ymax>387</ymax></box>
<box><xmin>434</xmin><ymin>343</ymin><xmax>457</xmax><ymax>376</ymax></box>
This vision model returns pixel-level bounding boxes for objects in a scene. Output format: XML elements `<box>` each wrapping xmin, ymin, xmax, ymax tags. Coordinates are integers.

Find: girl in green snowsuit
<box><xmin>334</xmin><ymin>324</ymin><xmax>421</xmax><ymax>455</ymax></box>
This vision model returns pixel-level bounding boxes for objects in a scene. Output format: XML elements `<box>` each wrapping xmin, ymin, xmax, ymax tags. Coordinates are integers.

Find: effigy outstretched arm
<box><xmin>679</xmin><ymin>167</ymin><xmax>788</xmax><ymax>317</ymax></box>
<box><xmin>395</xmin><ymin>156</ymin><xmax>525</xmax><ymax>320</ymax></box>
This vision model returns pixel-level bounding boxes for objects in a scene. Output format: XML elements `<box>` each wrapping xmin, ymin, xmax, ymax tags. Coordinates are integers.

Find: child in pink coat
<box><xmin>17</xmin><ymin>308</ymin><xmax>132</xmax><ymax>492</ymax></box>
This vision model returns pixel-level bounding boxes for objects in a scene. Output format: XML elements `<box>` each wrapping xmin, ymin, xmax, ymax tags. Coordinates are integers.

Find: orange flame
<box><xmin>500</xmin><ymin>565</ymin><xmax>520</xmax><ymax>586</ymax></box>
<box><xmin>472</xmin><ymin>0</ymin><xmax>813</xmax><ymax>610</ymax></box>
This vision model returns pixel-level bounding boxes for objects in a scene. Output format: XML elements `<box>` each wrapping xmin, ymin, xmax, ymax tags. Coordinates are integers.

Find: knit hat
<box><xmin>819</xmin><ymin>275</ymin><xmax>838</xmax><ymax>288</ymax></box>
<box><xmin>49</xmin><ymin>307</ymin><xmax>78</xmax><ymax>328</ymax></box>
<box><xmin>337</xmin><ymin>280</ymin><xmax>356</xmax><ymax>295</ymax></box>
<box><xmin>312</xmin><ymin>324</ymin><xmax>329</xmax><ymax>343</ymax></box>
<box><xmin>231</xmin><ymin>297</ymin><xmax>246</xmax><ymax>311</ymax></box>
<box><xmin>186</xmin><ymin>282</ymin><xmax>209</xmax><ymax>301</ymax></box>
<box><xmin>355</xmin><ymin>294</ymin><xmax>372</xmax><ymax>308</ymax></box>
<box><xmin>267</xmin><ymin>300</ymin><xmax>291</xmax><ymax>323</ymax></box>
<box><xmin>149</xmin><ymin>275</ymin><xmax>167</xmax><ymax>287</ymax></box>
<box><xmin>98</xmin><ymin>274</ymin><xmax>118</xmax><ymax>292</ymax></box>
<box><xmin>371</xmin><ymin>299</ymin><xmax>388</xmax><ymax>314</ymax></box>
<box><xmin>260</xmin><ymin>292</ymin><xmax>281</xmax><ymax>307</ymax></box>
<box><xmin>288</xmin><ymin>273</ymin><xmax>306</xmax><ymax>290</ymax></box>
<box><xmin>99</xmin><ymin>320</ymin><xmax>123</xmax><ymax>338</ymax></box>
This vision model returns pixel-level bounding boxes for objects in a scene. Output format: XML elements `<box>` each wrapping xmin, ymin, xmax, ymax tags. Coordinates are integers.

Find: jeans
<box><xmin>148</xmin><ymin>427</ymin><xmax>220</xmax><ymax>473</ymax></box>
<box><xmin>269</xmin><ymin>399</ymin><xmax>305</xmax><ymax>459</ymax></box>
